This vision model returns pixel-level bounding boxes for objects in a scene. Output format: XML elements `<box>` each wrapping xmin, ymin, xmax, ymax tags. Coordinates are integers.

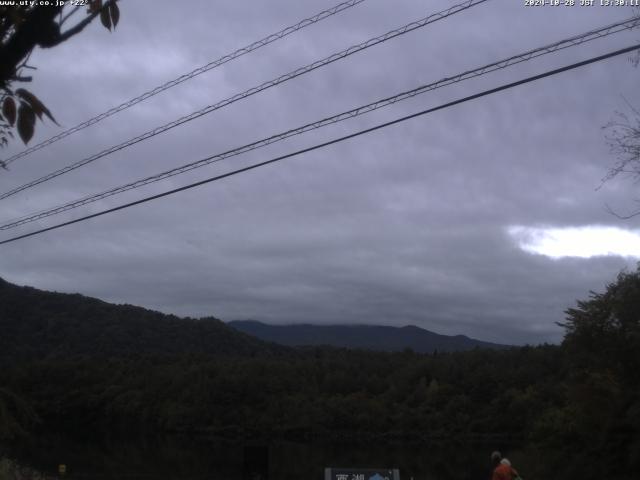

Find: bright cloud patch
<box><xmin>508</xmin><ymin>225</ymin><xmax>640</xmax><ymax>259</ymax></box>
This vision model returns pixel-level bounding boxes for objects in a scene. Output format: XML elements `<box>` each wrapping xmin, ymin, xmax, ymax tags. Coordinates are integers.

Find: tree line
<box><xmin>1</xmin><ymin>266</ymin><xmax>639</xmax><ymax>479</ymax></box>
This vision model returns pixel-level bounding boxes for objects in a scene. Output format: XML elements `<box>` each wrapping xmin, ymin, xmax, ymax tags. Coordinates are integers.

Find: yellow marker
<box><xmin>58</xmin><ymin>464</ymin><xmax>67</xmax><ymax>475</ymax></box>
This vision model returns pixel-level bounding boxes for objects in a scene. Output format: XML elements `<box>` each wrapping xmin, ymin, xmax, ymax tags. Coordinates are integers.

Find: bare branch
<box><xmin>605</xmin><ymin>203</ymin><xmax>640</xmax><ymax>220</ymax></box>
<box><xmin>15</xmin><ymin>49</ymin><xmax>33</xmax><ymax>71</ymax></box>
<box><xmin>603</xmin><ymin>105</ymin><xmax>640</xmax><ymax>183</ymax></box>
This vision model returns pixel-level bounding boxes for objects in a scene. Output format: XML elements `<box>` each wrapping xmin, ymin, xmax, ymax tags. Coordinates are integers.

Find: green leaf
<box><xmin>17</xmin><ymin>102</ymin><xmax>35</xmax><ymax>144</ymax></box>
<box><xmin>15</xmin><ymin>89</ymin><xmax>58</xmax><ymax>125</ymax></box>
<box><xmin>100</xmin><ymin>5</ymin><xmax>112</xmax><ymax>31</ymax></box>
<box><xmin>2</xmin><ymin>97</ymin><xmax>16</xmax><ymax>126</ymax></box>
<box><xmin>110</xmin><ymin>2</ymin><xmax>120</xmax><ymax>29</ymax></box>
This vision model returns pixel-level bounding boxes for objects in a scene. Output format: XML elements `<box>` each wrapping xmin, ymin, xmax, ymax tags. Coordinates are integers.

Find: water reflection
<box><xmin>6</xmin><ymin>435</ymin><xmax>524</xmax><ymax>480</ymax></box>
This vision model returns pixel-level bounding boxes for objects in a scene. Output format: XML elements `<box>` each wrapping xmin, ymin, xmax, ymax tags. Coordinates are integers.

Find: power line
<box><xmin>2</xmin><ymin>15</ymin><xmax>638</xmax><ymax>231</ymax></box>
<box><xmin>0</xmin><ymin>0</ymin><xmax>489</xmax><ymax>201</ymax></box>
<box><xmin>1</xmin><ymin>0</ymin><xmax>368</xmax><ymax>167</ymax></box>
<box><xmin>1</xmin><ymin>43</ymin><xmax>637</xmax><ymax>247</ymax></box>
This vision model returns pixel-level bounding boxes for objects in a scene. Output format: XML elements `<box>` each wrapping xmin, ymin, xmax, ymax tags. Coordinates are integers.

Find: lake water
<box><xmin>6</xmin><ymin>435</ymin><xmax>529</xmax><ymax>480</ymax></box>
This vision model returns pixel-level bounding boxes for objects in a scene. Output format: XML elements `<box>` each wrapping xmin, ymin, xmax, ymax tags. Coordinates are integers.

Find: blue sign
<box><xmin>324</xmin><ymin>468</ymin><xmax>400</xmax><ymax>480</ymax></box>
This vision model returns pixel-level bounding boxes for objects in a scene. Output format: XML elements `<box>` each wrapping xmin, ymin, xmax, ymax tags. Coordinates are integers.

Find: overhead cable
<box><xmin>2</xmin><ymin>15</ymin><xmax>638</xmax><ymax>231</ymax></box>
<box><xmin>1</xmin><ymin>0</ymin><xmax>368</xmax><ymax>167</ymax></box>
<box><xmin>1</xmin><ymin>43</ymin><xmax>638</xmax><ymax>246</ymax></box>
<box><xmin>0</xmin><ymin>0</ymin><xmax>489</xmax><ymax>200</ymax></box>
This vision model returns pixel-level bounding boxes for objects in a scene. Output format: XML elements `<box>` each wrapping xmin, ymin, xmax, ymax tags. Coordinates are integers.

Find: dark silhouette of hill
<box><xmin>0</xmin><ymin>277</ymin><xmax>286</xmax><ymax>362</ymax></box>
<box><xmin>228</xmin><ymin>320</ymin><xmax>510</xmax><ymax>353</ymax></box>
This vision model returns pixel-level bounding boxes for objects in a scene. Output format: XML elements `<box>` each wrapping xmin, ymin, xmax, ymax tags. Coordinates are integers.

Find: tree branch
<box><xmin>0</xmin><ymin>1</ymin><xmax>118</xmax><ymax>86</ymax></box>
<box><xmin>59</xmin><ymin>5</ymin><xmax>81</xmax><ymax>27</ymax></box>
<box><xmin>0</xmin><ymin>6</ymin><xmax>62</xmax><ymax>83</ymax></box>
<box><xmin>605</xmin><ymin>203</ymin><xmax>640</xmax><ymax>220</ymax></box>
<box><xmin>56</xmin><ymin>0</ymin><xmax>118</xmax><ymax>45</ymax></box>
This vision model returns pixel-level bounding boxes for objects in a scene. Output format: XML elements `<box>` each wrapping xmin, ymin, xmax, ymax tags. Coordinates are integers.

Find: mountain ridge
<box><xmin>0</xmin><ymin>276</ymin><xmax>509</xmax><ymax>362</ymax></box>
<box><xmin>228</xmin><ymin>320</ymin><xmax>510</xmax><ymax>353</ymax></box>
<box><xmin>0</xmin><ymin>277</ymin><xmax>287</xmax><ymax>362</ymax></box>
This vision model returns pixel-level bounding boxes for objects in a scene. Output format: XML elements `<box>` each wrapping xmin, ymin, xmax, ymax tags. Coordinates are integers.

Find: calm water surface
<box><xmin>7</xmin><ymin>435</ymin><xmax>530</xmax><ymax>480</ymax></box>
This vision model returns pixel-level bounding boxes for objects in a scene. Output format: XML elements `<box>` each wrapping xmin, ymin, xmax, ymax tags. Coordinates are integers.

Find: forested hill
<box><xmin>1</xmin><ymin>268</ymin><xmax>639</xmax><ymax>478</ymax></box>
<box><xmin>0</xmin><ymin>277</ymin><xmax>286</xmax><ymax>362</ymax></box>
<box><xmin>228</xmin><ymin>320</ymin><xmax>509</xmax><ymax>353</ymax></box>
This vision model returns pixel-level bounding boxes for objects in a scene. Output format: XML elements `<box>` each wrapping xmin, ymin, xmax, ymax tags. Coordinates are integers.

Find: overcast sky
<box><xmin>1</xmin><ymin>0</ymin><xmax>639</xmax><ymax>344</ymax></box>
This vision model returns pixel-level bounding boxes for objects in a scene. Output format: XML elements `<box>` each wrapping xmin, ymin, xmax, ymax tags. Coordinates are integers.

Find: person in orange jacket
<box><xmin>490</xmin><ymin>451</ymin><xmax>521</xmax><ymax>480</ymax></box>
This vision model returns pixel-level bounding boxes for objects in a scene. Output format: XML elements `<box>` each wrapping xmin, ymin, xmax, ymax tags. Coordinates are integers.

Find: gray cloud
<box><xmin>1</xmin><ymin>0</ymin><xmax>639</xmax><ymax>345</ymax></box>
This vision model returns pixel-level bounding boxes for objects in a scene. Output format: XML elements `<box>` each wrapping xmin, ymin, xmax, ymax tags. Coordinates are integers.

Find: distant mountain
<box><xmin>228</xmin><ymin>320</ymin><xmax>510</xmax><ymax>353</ymax></box>
<box><xmin>0</xmin><ymin>278</ymin><xmax>286</xmax><ymax>362</ymax></box>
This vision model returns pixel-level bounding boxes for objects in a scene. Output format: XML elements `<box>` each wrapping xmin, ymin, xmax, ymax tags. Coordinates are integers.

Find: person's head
<box><xmin>491</xmin><ymin>451</ymin><xmax>502</xmax><ymax>467</ymax></box>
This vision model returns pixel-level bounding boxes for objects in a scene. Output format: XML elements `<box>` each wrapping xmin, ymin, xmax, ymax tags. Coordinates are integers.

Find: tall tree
<box><xmin>559</xmin><ymin>265</ymin><xmax>640</xmax><ymax>476</ymax></box>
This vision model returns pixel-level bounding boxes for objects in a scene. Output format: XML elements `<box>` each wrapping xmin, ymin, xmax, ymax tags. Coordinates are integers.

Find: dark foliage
<box><xmin>543</xmin><ymin>267</ymin><xmax>640</xmax><ymax>478</ymax></box>
<box><xmin>1</xmin><ymin>268</ymin><xmax>639</xmax><ymax>479</ymax></box>
<box><xmin>0</xmin><ymin>347</ymin><xmax>564</xmax><ymax>442</ymax></box>
<box><xmin>0</xmin><ymin>277</ymin><xmax>287</xmax><ymax>361</ymax></box>
<box><xmin>0</xmin><ymin>1</ymin><xmax>119</xmax><ymax>151</ymax></box>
